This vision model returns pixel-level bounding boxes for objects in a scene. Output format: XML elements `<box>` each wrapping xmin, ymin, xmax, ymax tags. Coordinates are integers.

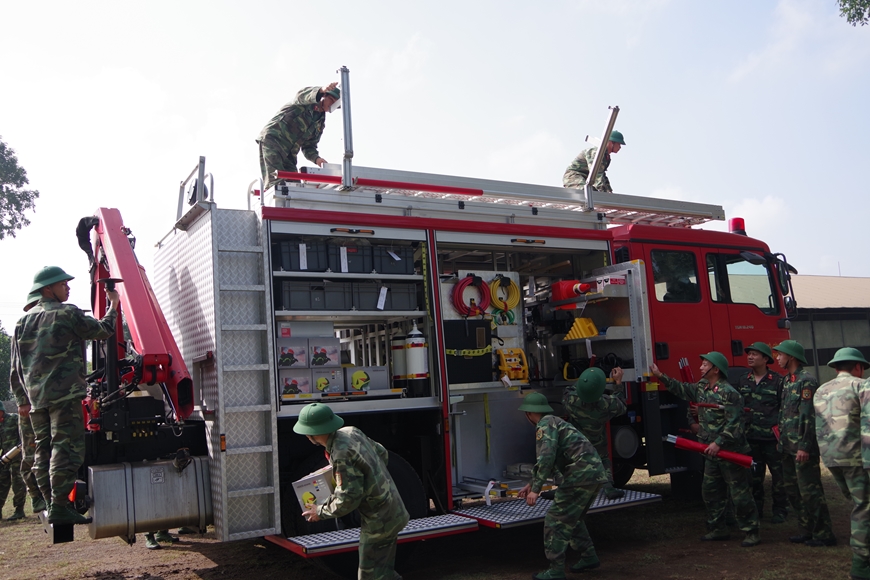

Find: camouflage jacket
<box><xmin>562</xmin><ymin>385</ymin><xmax>627</xmax><ymax>449</ymax></box>
<box><xmin>531</xmin><ymin>415</ymin><xmax>608</xmax><ymax>493</ymax></box>
<box><xmin>738</xmin><ymin>368</ymin><xmax>782</xmax><ymax>441</ymax></box>
<box><xmin>10</xmin><ymin>298</ymin><xmax>118</xmax><ymax>410</ymax></box>
<box><xmin>659</xmin><ymin>374</ymin><xmax>750</xmax><ymax>453</ymax></box>
<box><xmin>562</xmin><ymin>147</ymin><xmax>612</xmax><ymax>192</ymax></box>
<box><xmin>0</xmin><ymin>413</ymin><xmax>20</xmax><ymax>454</ymax></box>
<box><xmin>318</xmin><ymin>427</ymin><xmax>409</xmax><ymax>539</ymax></box>
<box><xmin>813</xmin><ymin>372</ymin><xmax>870</xmax><ymax>468</ymax></box>
<box><xmin>778</xmin><ymin>366</ymin><xmax>820</xmax><ymax>456</ymax></box>
<box><xmin>257</xmin><ymin>86</ymin><xmax>326</xmax><ymax>164</ymax></box>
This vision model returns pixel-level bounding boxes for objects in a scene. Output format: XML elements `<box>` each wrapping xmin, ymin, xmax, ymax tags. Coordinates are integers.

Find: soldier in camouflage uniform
<box><xmin>10</xmin><ymin>266</ymin><xmax>119</xmax><ymax>526</ymax></box>
<box><xmin>650</xmin><ymin>352</ymin><xmax>760</xmax><ymax>547</ymax></box>
<box><xmin>563</xmin><ymin>366</ymin><xmax>627</xmax><ymax>499</ymax></box>
<box><xmin>738</xmin><ymin>342</ymin><xmax>787</xmax><ymax>523</ymax></box>
<box><xmin>562</xmin><ymin>130</ymin><xmax>625</xmax><ymax>192</ymax></box>
<box><xmin>296</xmin><ymin>403</ymin><xmax>409</xmax><ymax>580</ymax></box>
<box><xmin>256</xmin><ymin>82</ymin><xmax>340</xmax><ymax>191</ymax></box>
<box><xmin>10</xmin><ymin>290</ymin><xmax>48</xmax><ymax>514</ymax></box>
<box><xmin>813</xmin><ymin>348</ymin><xmax>870</xmax><ymax>579</ymax></box>
<box><xmin>773</xmin><ymin>339</ymin><xmax>836</xmax><ymax>547</ymax></box>
<box><xmin>0</xmin><ymin>409</ymin><xmax>26</xmax><ymax>520</ymax></box>
<box><xmin>517</xmin><ymin>392</ymin><xmax>608</xmax><ymax>580</ymax></box>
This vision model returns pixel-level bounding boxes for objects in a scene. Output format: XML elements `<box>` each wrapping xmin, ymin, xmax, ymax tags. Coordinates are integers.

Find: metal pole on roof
<box><xmin>339</xmin><ymin>66</ymin><xmax>353</xmax><ymax>190</ymax></box>
<box><xmin>583</xmin><ymin>106</ymin><xmax>620</xmax><ymax>212</ymax></box>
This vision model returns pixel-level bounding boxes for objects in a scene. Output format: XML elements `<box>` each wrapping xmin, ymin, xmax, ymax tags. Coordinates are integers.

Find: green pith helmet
<box><xmin>517</xmin><ymin>392</ymin><xmax>553</xmax><ymax>414</ymax></box>
<box><xmin>29</xmin><ymin>266</ymin><xmax>74</xmax><ymax>293</ymax></box>
<box><xmin>325</xmin><ymin>87</ymin><xmax>341</xmax><ymax>100</ymax></box>
<box><xmin>827</xmin><ymin>347</ymin><xmax>870</xmax><ymax>370</ymax></box>
<box><xmin>744</xmin><ymin>342</ymin><xmax>774</xmax><ymax>362</ymax></box>
<box><xmin>575</xmin><ymin>367</ymin><xmax>607</xmax><ymax>403</ymax></box>
<box><xmin>700</xmin><ymin>351</ymin><xmax>729</xmax><ymax>376</ymax></box>
<box><xmin>292</xmin><ymin>403</ymin><xmax>344</xmax><ymax>436</ymax></box>
<box><xmin>609</xmin><ymin>130</ymin><xmax>626</xmax><ymax>145</ymax></box>
<box><xmin>24</xmin><ymin>290</ymin><xmax>41</xmax><ymax>312</ymax></box>
<box><xmin>773</xmin><ymin>339</ymin><xmax>807</xmax><ymax>364</ymax></box>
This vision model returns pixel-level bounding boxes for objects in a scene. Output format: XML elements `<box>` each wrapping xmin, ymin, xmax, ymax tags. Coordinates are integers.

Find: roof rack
<box><xmin>276</xmin><ymin>165</ymin><xmax>725</xmax><ymax>228</ymax></box>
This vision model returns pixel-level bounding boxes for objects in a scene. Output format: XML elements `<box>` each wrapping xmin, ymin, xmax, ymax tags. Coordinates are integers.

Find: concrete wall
<box><xmin>791</xmin><ymin>309</ymin><xmax>870</xmax><ymax>383</ymax></box>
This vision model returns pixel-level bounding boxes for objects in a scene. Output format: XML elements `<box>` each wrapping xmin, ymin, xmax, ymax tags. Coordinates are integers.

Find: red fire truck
<box><xmin>64</xmin><ymin>68</ymin><xmax>795</xmax><ymax>575</ymax></box>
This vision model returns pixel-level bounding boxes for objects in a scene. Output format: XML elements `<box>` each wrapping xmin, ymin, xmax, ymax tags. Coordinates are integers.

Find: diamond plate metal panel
<box><xmin>222</xmin><ymin>331</ymin><xmax>268</xmax><ymax>366</ymax></box>
<box><xmin>221</xmin><ymin>292</ymin><xmax>265</xmax><ymax>326</ymax></box>
<box><xmin>224</xmin><ymin>371</ymin><xmax>270</xmax><ymax>407</ymax></box>
<box><xmin>225</xmin><ymin>412</ymin><xmax>270</xmax><ymax>449</ymax></box>
<box><xmin>219</xmin><ymin>253</ymin><xmax>263</xmax><ymax>286</ymax></box>
<box><xmin>227</xmin><ymin>493</ymin><xmax>274</xmax><ymax>535</ymax></box>
<box><xmin>226</xmin><ymin>453</ymin><xmax>272</xmax><ymax>491</ymax></box>
<box><xmin>216</xmin><ymin>209</ymin><xmax>262</xmax><ymax>248</ymax></box>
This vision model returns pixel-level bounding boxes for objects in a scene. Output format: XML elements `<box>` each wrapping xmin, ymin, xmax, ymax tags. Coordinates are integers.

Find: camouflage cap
<box><xmin>744</xmin><ymin>342</ymin><xmax>774</xmax><ymax>362</ymax></box>
<box><xmin>700</xmin><ymin>351</ymin><xmax>729</xmax><ymax>376</ymax></box>
<box><xmin>29</xmin><ymin>266</ymin><xmax>74</xmax><ymax>293</ymax></box>
<box><xmin>827</xmin><ymin>347</ymin><xmax>870</xmax><ymax>370</ymax></box>
<box><xmin>518</xmin><ymin>392</ymin><xmax>553</xmax><ymax>414</ymax></box>
<box><xmin>773</xmin><ymin>340</ymin><xmax>807</xmax><ymax>364</ymax></box>
<box><xmin>575</xmin><ymin>367</ymin><xmax>607</xmax><ymax>403</ymax></box>
<box><xmin>292</xmin><ymin>403</ymin><xmax>344</xmax><ymax>435</ymax></box>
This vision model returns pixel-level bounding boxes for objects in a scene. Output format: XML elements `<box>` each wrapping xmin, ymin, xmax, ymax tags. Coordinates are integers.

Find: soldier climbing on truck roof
<box><xmin>256</xmin><ymin>82</ymin><xmax>341</xmax><ymax>192</ymax></box>
<box><xmin>562</xmin><ymin>130</ymin><xmax>625</xmax><ymax>192</ymax></box>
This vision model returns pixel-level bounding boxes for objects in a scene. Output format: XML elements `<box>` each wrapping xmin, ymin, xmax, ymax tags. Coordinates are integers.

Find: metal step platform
<box><xmin>453</xmin><ymin>488</ymin><xmax>661</xmax><ymax>529</ymax></box>
<box><xmin>266</xmin><ymin>514</ymin><xmax>479</xmax><ymax>557</ymax></box>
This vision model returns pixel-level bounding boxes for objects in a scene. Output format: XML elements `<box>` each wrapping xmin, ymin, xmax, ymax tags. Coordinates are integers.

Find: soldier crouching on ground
<box><xmin>295</xmin><ymin>403</ymin><xmax>409</xmax><ymax>580</ymax></box>
<box><xmin>650</xmin><ymin>352</ymin><xmax>761</xmax><ymax>547</ymax></box>
<box><xmin>10</xmin><ymin>266</ymin><xmax>119</xmax><ymax>525</ymax></box>
<box><xmin>813</xmin><ymin>348</ymin><xmax>870</xmax><ymax>579</ymax></box>
<box><xmin>738</xmin><ymin>342</ymin><xmax>787</xmax><ymax>523</ymax></box>
<box><xmin>563</xmin><ymin>366</ymin><xmax>627</xmax><ymax>499</ymax></box>
<box><xmin>773</xmin><ymin>339</ymin><xmax>836</xmax><ymax>547</ymax></box>
<box><xmin>517</xmin><ymin>392</ymin><xmax>608</xmax><ymax>580</ymax></box>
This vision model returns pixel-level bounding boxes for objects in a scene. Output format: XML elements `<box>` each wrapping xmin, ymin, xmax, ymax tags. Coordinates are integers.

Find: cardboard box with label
<box><xmin>311</xmin><ymin>368</ymin><xmax>345</xmax><ymax>393</ymax></box>
<box><xmin>344</xmin><ymin>366</ymin><xmax>390</xmax><ymax>392</ymax></box>
<box><xmin>308</xmin><ymin>338</ymin><xmax>341</xmax><ymax>368</ymax></box>
<box><xmin>279</xmin><ymin>369</ymin><xmax>315</xmax><ymax>401</ymax></box>
<box><xmin>292</xmin><ymin>464</ymin><xmax>336</xmax><ymax>511</ymax></box>
<box><xmin>276</xmin><ymin>337</ymin><xmax>309</xmax><ymax>369</ymax></box>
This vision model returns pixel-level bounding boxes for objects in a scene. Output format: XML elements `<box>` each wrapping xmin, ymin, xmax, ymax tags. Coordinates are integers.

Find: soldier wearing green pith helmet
<box><xmin>650</xmin><ymin>352</ymin><xmax>760</xmax><ymax>547</ymax></box>
<box><xmin>517</xmin><ymin>392</ymin><xmax>608</xmax><ymax>580</ymax></box>
<box><xmin>562</xmin><ymin>130</ymin><xmax>625</xmax><ymax>192</ymax></box>
<box><xmin>295</xmin><ymin>403</ymin><xmax>409</xmax><ymax>580</ymax></box>
<box><xmin>813</xmin><ymin>348</ymin><xmax>870</xmax><ymax>579</ymax></box>
<box><xmin>10</xmin><ymin>266</ymin><xmax>119</xmax><ymax>526</ymax></box>
<box><xmin>773</xmin><ymin>339</ymin><xmax>836</xmax><ymax>548</ymax></box>
<box><xmin>563</xmin><ymin>366</ymin><xmax>627</xmax><ymax>499</ymax></box>
<box><xmin>256</xmin><ymin>82</ymin><xmax>341</xmax><ymax>191</ymax></box>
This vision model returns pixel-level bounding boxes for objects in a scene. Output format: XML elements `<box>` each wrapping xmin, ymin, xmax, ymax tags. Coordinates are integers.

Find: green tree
<box><xmin>0</xmin><ymin>136</ymin><xmax>40</xmax><ymax>240</ymax></box>
<box><xmin>839</xmin><ymin>0</ymin><xmax>870</xmax><ymax>25</ymax></box>
<box><xmin>0</xmin><ymin>323</ymin><xmax>11</xmax><ymax>402</ymax></box>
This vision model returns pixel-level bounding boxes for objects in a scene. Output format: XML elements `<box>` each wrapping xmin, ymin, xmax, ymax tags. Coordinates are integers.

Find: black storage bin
<box><xmin>279</xmin><ymin>239</ymin><xmax>329</xmax><ymax>272</ymax></box>
<box><xmin>327</xmin><ymin>243</ymin><xmax>373</xmax><ymax>273</ymax></box>
<box><xmin>353</xmin><ymin>281</ymin><xmax>386</xmax><ymax>311</ymax></box>
<box><xmin>386</xmin><ymin>283</ymin><xmax>418</xmax><ymax>311</ymax></box>
<box><xmin>322</xmin><ymin>282</ymin><xmax>353</xmax><ymax>310</ymax></box>
<box><xmin>372</xmin><ymin>246</ymin><xmax>415</xmax><ymax>275</ymax></box>
<box><xmin>443</xmin><ymin>319</ymin><xmax>493</xmax><ymax>384</ymax></box>
<box><xmin>281</xmin><ymin>281</ymin><xmax>320</xmax><ymax>310</ymax></box>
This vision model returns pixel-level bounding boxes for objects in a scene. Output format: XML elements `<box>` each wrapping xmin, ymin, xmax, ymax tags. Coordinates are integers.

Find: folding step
<box><xmin>266</xmin><ymin>514</ymin><xmax>479</xmax><ymax>557</ymax></box>
<box><xmin>453</xmin><ymin>488</ymin><xmax>661</xmax><ymax>529</ymax></box>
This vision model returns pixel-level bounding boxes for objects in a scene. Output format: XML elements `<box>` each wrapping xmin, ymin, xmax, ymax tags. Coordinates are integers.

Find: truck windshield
<box><xmin>706</xmin><ymin>253</ymin><xmax>779</xmax><ymax>315</ymax></box>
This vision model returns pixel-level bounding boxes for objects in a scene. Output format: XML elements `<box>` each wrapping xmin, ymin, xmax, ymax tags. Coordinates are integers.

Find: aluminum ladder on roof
<box><xmin>282</xmin><ymin>164</ymin><xmax>725</xmax><ymax>228</ymax></box>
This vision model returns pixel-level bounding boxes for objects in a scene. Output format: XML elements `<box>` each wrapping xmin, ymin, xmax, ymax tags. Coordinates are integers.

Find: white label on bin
<box><xmin>387</xmin><ymin>250</ymin><xmax>401</xmax><ymax>261</ymax></box>
<box><xmin>377</xmin><ymin>286</ymin><xmax>388</xmax><ymax>310</ymax></box>
<box><xmin>299</xmin><ymin>243</ymin><xmax>308</xmax><ymax>270</ymax></box>
<box><xmin>340</xmin><ymin>247</ymin><xmax>349</xmax><ymax>272</ymax></box>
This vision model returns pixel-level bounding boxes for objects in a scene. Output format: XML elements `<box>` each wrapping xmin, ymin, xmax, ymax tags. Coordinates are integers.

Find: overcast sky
<box><xmin>1</xmin><ymin>0</ymin><xmax>868</xmax><ymax>332</ymax></box>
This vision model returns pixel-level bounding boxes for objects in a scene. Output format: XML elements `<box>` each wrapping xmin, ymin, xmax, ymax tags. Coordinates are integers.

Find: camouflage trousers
<box><xmin>749</xmin><ymin>439</ymin><xmax>788</xmax><ymax>517</ymax></box>
<box><xmin>18</xmin><ymin>413</ymin><xmax>41</xmax><ymax>500</ymax></box>
<box><xmin>829</xmin><ymin>466</ymin><xmax>869</xmax><ymax>560</ymax></box>
<box><xmin>544</xmin><ymin>484</ymin><xmax>601</xmax><ymax>568</ymax></box>
<box><xmin>258</xmin><ymin>136</ymin><xmax>300</xmax><ymax>192</ymax></box>
<box><xmin>0</xmin><ymin>459</ymin><xmax>26</xmax><ymax>512</ymax></box>
<box><xmin>781</xmin><ymin>453</ymin><xmax>834</xmax><ymax>541</ymax></box>
<box><xmin>702</xmin><ymin>457</ymin><xmax>759</xmax><ymax>532</ymax></box>
<box><xmin>30</xmin><ymin>398</ymin><xmax>86</xmax><ymax>506</ymax></box>
<box><xmin>357</xmin><ymin>510</ymin><xmax>409</xmax><ymax>580</ymax></box>
<box><xmin>592</xmin><ymin>441</ymin><xmax>614</xmax><ymax>487</ymax></box>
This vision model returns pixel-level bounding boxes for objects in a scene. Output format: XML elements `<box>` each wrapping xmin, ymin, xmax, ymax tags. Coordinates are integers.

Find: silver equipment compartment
<box><xmin>88</xmin><ymin>456</ymin><xmax>212</xmax><ymax>541</ymax></box>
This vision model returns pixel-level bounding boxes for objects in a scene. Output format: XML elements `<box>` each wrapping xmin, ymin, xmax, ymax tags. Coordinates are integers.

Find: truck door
<box><xmin>704</xmin><ymin>250</ymin><xmax>783</xmax><ymax>371</ymax></box>
<box><xmin>641</xmin><ymin>244</ymin><xmax>713</xmax><ymax>374</ymax></box>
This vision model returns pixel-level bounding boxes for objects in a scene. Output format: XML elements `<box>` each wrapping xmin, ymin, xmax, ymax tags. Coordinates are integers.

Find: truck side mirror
<box><xmin>784</xmin><ymin>295</ymin><xmax>797</xmax><ymax>318</ymax></box>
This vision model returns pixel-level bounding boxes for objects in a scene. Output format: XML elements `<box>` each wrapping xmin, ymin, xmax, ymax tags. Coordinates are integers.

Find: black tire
<box><xmin>611</xmin><ymin>462</ymin><xmax>635</xmax><ymax>488</ymax></box>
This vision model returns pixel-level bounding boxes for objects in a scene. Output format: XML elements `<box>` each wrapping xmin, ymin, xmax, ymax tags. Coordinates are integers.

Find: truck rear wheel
<box><xmin>611</xmin><ymin>462</ymin><xmax>635</xmax><ymax>488</ymax></box>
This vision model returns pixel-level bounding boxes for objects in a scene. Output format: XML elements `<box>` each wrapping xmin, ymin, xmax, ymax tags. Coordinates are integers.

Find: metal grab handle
<box><xmin>176</xmin><ymin>157</ymin><xmax>214</xmax><ymax>219</ymax></box>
